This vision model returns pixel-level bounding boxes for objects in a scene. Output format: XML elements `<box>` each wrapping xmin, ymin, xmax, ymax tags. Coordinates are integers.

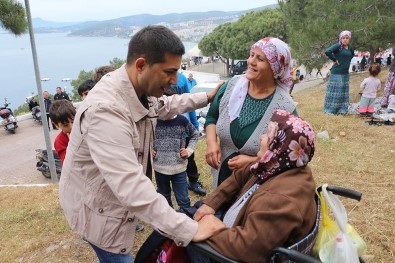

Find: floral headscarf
<box><xmin>251</xmin><ymin>37</ymin><xmax>294</xmax><ymax>90</ymax></box>
<box><xmin>228</xmin><ymin>37</ymin><xmax>294</xmax><ymax>122</ymax></box>
<box><xmin>338</xmin><ymin>30</ymin><xmax>352</xmax><ymax>50</ymax></box>
<box><xmin>250</xmin><ymin>110</ymin><xmax>316</xmax><ymax>183</ymax></box>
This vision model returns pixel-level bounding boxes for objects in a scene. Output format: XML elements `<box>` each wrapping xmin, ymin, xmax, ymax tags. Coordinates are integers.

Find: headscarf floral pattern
<box><xmin>250</xmin><ymin>110</ymin><xmax>315</xmax><ymax>182</ymax></box>
<box><xmin>228</xmin><ymin>37</ymin><xmax>294</xmax><ymax>122</ymax></box>
<box><xmin>251</xmin><ymin>37</ymin><xmax>294</xmax><ymax>91</ymax></box>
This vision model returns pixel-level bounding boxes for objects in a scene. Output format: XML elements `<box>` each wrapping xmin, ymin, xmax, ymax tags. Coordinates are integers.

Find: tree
<box><xmin>109</xmin><ymin>57</ymin><xmax>125</xmax><ymax>69</ymax></box>
<box><xmin>279</xmin><ymin>0</ymin><xmax>395</xmax><ymax>71</ymax></box>
<box><xmin>199</xmin><ymin>8</ymin><xmax>287</xmax><ymax>75</ymax></box>
<box><xmin>0</xmin><ymin>0</ymin><xmax>28</xmax><ymax>35</ymax></box>
<box><xmin>70</xmin><ymin>70</ymin><xmax>92</xmax><ymax>101</ymax></box>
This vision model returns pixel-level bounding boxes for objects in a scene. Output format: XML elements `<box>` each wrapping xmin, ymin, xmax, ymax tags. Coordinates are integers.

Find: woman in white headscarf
<box><xmin>324</xmin><ymin>30</ymin><xmax>354</xmax><ymax>115</ymax></box>
<box><xmin>205</xmin><ymin>37</ymin><xmax>297</xmax><ymax>187</ymax></box>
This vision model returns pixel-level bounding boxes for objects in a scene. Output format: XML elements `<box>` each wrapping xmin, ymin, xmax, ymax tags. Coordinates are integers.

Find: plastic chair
<box><xmin>189</xmin><ymin>185</ymin><xmax>362</xmax><ymax>263</ymax></box>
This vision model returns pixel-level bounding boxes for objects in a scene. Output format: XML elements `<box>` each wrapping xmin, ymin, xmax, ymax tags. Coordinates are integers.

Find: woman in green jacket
<box><xmin>324</xmin><ymin>30</ymin><xmax>354</xmax><ymax>115</ymax></box>
<box><xmin>205</xmin><ymin>37</ymin><xmax>297</xmax><ymax>187</ymax></box>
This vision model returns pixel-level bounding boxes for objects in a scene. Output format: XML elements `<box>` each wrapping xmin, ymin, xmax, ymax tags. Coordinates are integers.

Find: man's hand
<box><xmin>193</xmin><ymin>204</ymin><xmax>215</xmax><ymax>221</ymax></box>
<box><xmin>192</xmin><ymin>214</ymin><xmax>226</xmax><ymax>242</ymax></box>
<box><xmin>206</xmin><ymin>81</ymin><xmax>225</xmax><ymax>103</ymax></box>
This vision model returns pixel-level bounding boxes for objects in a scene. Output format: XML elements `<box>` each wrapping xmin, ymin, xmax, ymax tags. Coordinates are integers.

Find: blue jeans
<box><xmin>155</xmin><ymin>171</ymin><xmax>190</xmax><ymax>209</ymax></box>
<box><xmin>89</xmin><ymin>242</ymin><xmax>133</xmax><ymax>263</ymax></box>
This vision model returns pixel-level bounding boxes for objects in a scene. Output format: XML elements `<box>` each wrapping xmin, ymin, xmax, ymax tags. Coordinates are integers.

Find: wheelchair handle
<box><xmin>266</xmin><ymin>247</ymin><xmax>321</xmax><ymax>263</ymax></box>
<box><xmin>317</xmin><ymin>185</ymin><xmax>362</xmax><ymax>201</ymax></box>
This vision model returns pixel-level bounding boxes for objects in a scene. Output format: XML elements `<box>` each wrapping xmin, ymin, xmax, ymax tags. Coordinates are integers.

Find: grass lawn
<box><xmin>0</xmin><ymin>69</ymin><xmax>394</xmax><ymax>262</ymax></box>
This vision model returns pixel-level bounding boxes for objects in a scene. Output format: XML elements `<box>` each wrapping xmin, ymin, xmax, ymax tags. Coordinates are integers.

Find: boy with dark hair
<box><xmin>77</xmin><ymin>79</ymin><xmax>96</xmax><ymax>100</ymax></box>
<box><xmin>49</xmin><ymin>100</ymin><xmax>76</xmax><ymax>163</ymax></box>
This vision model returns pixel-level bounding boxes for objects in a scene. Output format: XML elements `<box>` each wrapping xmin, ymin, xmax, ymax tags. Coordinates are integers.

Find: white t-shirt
<box><xmin>360</xmin><ymin>76</ymin><xmax>381</xmax><ymax>98</ymax></box>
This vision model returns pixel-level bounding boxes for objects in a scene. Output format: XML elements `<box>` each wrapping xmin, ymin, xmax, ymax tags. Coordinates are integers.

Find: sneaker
<box><xmin>136</xmin><ymin>223</ymin><xmax>144</xmax><ymax>232</ymax></box>
<box><xmin>188</xmin><ymin>181</ymin><xmax>207</xmax><ymax>196</ymax></box>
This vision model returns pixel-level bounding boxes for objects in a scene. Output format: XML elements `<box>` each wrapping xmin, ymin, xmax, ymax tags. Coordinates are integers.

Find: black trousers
<box><xmin>46</xmin><ymin>113</ymin><xmax>57</xmax><ymax>129</ymax></box>
<box><xmin>186</xmin><ymin>137</ymin><xmax>199</xmax><ymax>183</ymax></box>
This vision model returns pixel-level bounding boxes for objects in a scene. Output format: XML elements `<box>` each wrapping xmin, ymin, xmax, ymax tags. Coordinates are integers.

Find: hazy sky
<box><xmin>19</xmin><ymin>0</ymin><xmax>278</xmax><ymax>22</ymax></box>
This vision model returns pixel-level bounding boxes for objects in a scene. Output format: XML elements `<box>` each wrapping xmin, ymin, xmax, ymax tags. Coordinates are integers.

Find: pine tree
<box><xmin>0</xmin><ymin>0</ymin><xmax>28</xmax><ymax>35</ymax></box>
<box><xmin>279</xmin><ymin>0</ymin><xmax>395</xmax><ymax>71</ymax></box>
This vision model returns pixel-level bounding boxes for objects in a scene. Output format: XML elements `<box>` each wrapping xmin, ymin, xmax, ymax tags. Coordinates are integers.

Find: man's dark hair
<box><xmin>126</xmin><ymin>25</ymin><xmax>185</xmax><ymax>65</ymax></box>
<box><xmin>49</xmin><ymin>100</ymin><xmax>76</xmax><ymax>125</ymax></box>
<box><xmin>78</xmin><ymin>79</ymin><xmax>96</xmax><ymax>96</ymax></box>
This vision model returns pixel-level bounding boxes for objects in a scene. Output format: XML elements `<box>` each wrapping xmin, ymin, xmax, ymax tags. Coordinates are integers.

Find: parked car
<box><xmin>190</xmin><ymin>82</ymin><xmax>221</xmax><ymax>136</ymax></box>
<box><xmin>190</xmin><ymin>82</ymin><xmax>219</xmax><ymax>118</ymax></box>
<box><xmin>230</xmin><ymin>60</ymin><xmax>248</xmax><ymax>76</ymax></box>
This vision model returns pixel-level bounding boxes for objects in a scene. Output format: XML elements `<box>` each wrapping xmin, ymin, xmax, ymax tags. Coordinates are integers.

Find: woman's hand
<box><xmin>333</xmin><ymin>60</ymin><xmax>339</xmax><ymax>65</ymax></box>
<box><xmin>228</xmin><ymin>154</ymin><xmax>257</xmax><ymax>170</ymax></box>
<box><xmin>193</xmin><ymin>204</ymin><xmax>215</xmax><ymax>221</ymax></box>
<box><xmin>205</xmin><ymin>141</ymin><xmax>221</xmax><ymax>169</ymax></box>
<box><xmin>192</xmin><ymin>215</ymin><xmax>226</xmax><ymax>242</ymax></box>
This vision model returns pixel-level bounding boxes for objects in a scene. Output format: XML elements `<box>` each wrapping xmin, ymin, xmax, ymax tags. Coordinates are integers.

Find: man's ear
<box><xmin>135</xmin><ymin>57</ymin><xmax>147</xmax><ymax>72</ymax></box>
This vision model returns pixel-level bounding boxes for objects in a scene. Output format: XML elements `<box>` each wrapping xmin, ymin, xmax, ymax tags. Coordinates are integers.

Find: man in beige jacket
<box><xmin>59</xmin><ymin>25</ymin><xmax>225</xmax><ymax>262</ymax></box>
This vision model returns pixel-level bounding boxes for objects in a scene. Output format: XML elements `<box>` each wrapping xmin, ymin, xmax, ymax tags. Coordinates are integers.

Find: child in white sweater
<box><xmin>359</xmin><ymin>63</ymin><xmax>381</xmax><ymax>116</ymax></box>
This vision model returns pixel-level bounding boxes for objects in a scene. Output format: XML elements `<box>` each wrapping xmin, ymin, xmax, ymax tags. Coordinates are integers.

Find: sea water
<box><xmin>0</xmin><ymin>32</ymin><xmax>196</xmax><ymax>109</ymax></box>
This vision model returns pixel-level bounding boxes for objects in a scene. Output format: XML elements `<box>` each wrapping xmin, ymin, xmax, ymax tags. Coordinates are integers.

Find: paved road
<box><xmin>0</xmin><ymin>119</ymin><xmax>56</xmax><ymax>185</ymax></box>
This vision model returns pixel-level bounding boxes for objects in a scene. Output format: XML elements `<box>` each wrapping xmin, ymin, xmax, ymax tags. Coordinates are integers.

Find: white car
<box><xmin>190</xmin><ymin>82</ymin><xmax>222</xmax><ymax>136</ymax></box>
<box><xmin>190</xmin><ymin>82</ymin><xmax>220</xmax><ymax>118</ymax></box>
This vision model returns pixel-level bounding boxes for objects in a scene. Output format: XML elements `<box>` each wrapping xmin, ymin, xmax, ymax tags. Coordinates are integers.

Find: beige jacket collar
<box><xmin>118</xmin><ymin>65</ymin><xmax>150</xmax><ymax>122</ymax></box>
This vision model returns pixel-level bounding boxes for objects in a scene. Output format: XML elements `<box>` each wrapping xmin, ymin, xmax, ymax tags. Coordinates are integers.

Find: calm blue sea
<box><xmin>0</xmin><ymin>32</ymin><xmax>196</xmax><ymax>109</ymax></box>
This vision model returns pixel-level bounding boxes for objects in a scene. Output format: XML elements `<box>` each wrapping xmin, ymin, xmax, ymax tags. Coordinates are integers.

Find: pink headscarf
<box><xmin>251</xmin><ymin>37</ymin><xmax>294</xmax><ymax>91</ymax></box>
<box><xmin>338</xmin><ymin>30</ymin><xmax>352</xmax><ymax>50</ymax></box>
<box><xmin>250</xmin><ymin>110</ymin><xmax>316</xmax><ymax>183</ymax></box>
<box><xmin>228</xmin><ymin>37</ymin><xmax>294</xmax><ymax>122</ymax></box>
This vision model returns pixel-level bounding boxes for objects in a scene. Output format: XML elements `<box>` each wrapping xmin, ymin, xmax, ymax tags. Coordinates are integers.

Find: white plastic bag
<box><xmin>318</xmin><ymin>185</ymin><xmax>363</xmax><ymax>263</ymax></box>
<box><xmin>319</xmin><ymin>232</ymin><xmax>359</xmax><ymax>263</ymax></box>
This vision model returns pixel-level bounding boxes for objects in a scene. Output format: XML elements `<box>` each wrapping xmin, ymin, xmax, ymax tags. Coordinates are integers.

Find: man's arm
<box><xmin>85</xmin><ymin>105</ymin><xmax>198</xmax><ymax>246</ymax></box>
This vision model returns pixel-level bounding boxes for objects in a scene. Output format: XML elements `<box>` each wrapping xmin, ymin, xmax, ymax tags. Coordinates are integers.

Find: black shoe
<box><xmin>136</xmin><ymin>223</ymin><xmax>144</xmax><ymax>232</ymax></box>
<box><xmin>188</xmin><ymin>181</ymin><xmax>207</xmax><ymax>196</ymax></box>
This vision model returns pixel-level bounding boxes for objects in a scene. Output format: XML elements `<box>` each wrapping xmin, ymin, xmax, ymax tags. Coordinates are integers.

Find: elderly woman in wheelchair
<box><xmin>137</xmin><ymin>110</ymin><xmax>317</xmax><ymax>263</ymax></box>
<box><xmin>189</xmin><ymin>110</ymin><xmax>316</xmax><ymax>263</ymax></box>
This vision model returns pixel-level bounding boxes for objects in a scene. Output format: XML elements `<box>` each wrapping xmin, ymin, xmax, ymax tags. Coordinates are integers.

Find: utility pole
<box><xmin>24</xmin><ymin>0</ymin><xmax>58</xmax><ymax>183</ymax></box>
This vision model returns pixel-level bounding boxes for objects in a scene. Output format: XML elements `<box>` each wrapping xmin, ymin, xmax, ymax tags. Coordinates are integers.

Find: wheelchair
<box><xmin>189</xmin><ymin>185</ymin><xmax>363</xmax><ymax>263</ymax></box>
